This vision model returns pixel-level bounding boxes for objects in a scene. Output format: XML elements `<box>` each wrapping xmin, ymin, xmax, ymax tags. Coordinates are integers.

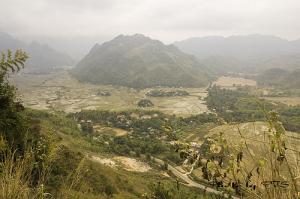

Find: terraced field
<box><xmin>207</xmin><ymin>122</ymin><xmax>300</xmax><ymax>166</ymax></box>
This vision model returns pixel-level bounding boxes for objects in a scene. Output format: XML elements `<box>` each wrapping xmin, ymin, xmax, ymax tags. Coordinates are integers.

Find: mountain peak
<box><xmin>109</xmin><ymin>33</ymin><xmax>154</xmax><ymax>44</ymax></box>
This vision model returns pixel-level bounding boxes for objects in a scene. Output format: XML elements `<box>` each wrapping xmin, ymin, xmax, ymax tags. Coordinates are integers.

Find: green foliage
<box><xmin>206</xmin><ymin>86</ymin><xmax>300</xmax><ymax>132</ymax></box>
<box><xmin>72</xmin><ymin>110</ymin><xmax>222</xmax><ymax>159</ymax></box>
<box><xmin>278</xmin><ymin>106</ymin><xmax>300</xmax><ymax>132</ymax></box>
<box><xmin>206</xmin><ymin>86</ymin><xmax>267</xmax><ymax>122</ymax></box>
<box><xmin>0</xmin><ymin>49</ymin><xmax>28</xmax><ymax>72</ymax></box>
<box><xmin>0</xmin><ymin>49</ymin><xmax>29</xmax><ymax>152</ymax></box>
<box><xmin>145</xmin><ymin>181</ymin><xmax>217</xmax><ymax>199</ymax></box>
<box><xmin>25</xmin><ymin>109</ymin><xmax>82</xmax><ymax>136</ymax></box>
<box><xmin>146</xmin><ymin>89</ymin><xmax>189</xmax><ymax>97</ymax></box>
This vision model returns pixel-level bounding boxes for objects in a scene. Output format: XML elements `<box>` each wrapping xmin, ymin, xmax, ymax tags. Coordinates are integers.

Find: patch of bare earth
<box><xmin>113</xmin><ymin>156</ymin><xmax>151</xmax><ymax>172</ymax></box>
<box><xmin>90</xmin><ymin>156</ymin><xmax>116</xmax><ymax>168</ymax></box>
<box><xmin>90</xmin><ymin>156</ymin><xmax>151</xmax><ymax>172</ymax></box>
<box><xmin>213</xmin><ymin>76</ymin><xmax>257</xmax><ymax>88</ymax></box>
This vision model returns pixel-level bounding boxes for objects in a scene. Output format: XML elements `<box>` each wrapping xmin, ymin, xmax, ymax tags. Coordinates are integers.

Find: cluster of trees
<box><xmin>109</xmin><ymin>136</ymin><xmax>169</xmax><ymax>156</ymax></box>
<box><xmin>138</xmin><ymin>99</ymin><xmax>154</xmax><ymax>107</ymax></box>
<box><xmin>72</xmin><ymin>110</ymin><xmax>222</xmax><ymax>161</ymax></box>
<box><xmin>74</xmin><ymin>110</ymin><xmax>221</xmax><ymax>134</ymax></box>
<box><xmin>146</xmin><ymin>89</ymin><xmax>189</xmax><ymax>97</ymax></box>
<box><xmin>206</xmin><ymin>86</ymin><xmax>300</xmax><ymax>132</ymax></box>
<box><xmin>256</xmin><ymin>68</ymin><xmax>300</xmax><ymax>89</ymax></box>
<box><xmin>278</xmin><ymin>106</ymin><xmax>300</xmax><ymax>132</ymax></box>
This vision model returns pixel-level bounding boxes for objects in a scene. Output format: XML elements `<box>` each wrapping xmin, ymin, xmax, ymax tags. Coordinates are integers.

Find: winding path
<box><xmin>153</xmin><ymin>158</ymin><xmax>239</xmax><ymax>199</ymax></box>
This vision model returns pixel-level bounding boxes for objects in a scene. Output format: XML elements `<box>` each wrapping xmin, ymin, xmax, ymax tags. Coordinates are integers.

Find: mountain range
<box><xmin>0</xmin><ymin>32</ymin><xmax>74</xmax><ymax>73</ymax></box>
<box><xmin>174</xmin><ymin>34</ymin><xmax>300</xmax><ymax>73</ymax></box>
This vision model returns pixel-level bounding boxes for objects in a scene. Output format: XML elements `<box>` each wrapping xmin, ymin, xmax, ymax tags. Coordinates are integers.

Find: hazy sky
<box><xmin>1</xmin><ymin>0</ymin><xmax>299</xmax><ymax>58</ymax></box>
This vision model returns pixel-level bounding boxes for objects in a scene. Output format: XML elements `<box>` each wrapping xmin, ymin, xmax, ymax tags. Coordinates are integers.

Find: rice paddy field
<box><xmin>11</xmin><ymin>70</ymin><xmax>209</xmax><ymax>117</ymax></box>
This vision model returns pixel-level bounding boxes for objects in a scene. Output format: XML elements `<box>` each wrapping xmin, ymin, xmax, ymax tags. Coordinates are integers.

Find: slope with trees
<box><xmin>256</xmin><ymin>68</ymin><xmax>300</xmax><ymax>89</ymax></box>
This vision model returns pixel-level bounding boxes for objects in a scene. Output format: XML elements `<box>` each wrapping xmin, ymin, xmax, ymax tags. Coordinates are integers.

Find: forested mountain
<box><xmin>256</xmin><ymin>68</ymin><xmax>300</xmax><ymax>88</ymax></box>
<box><xmin>72</xmin><ymin>34</ymin><xmax>211</xmax><ymax>88</ymax></box>
<box><xmin>174</xmin><ymin>34</ymin><xmax>300</xmax><ymax>73</ymax></box>
<box><xmin>0</xmin><ymin>32</ymin><xmax>74</xmax><ymax>72</ymax></box>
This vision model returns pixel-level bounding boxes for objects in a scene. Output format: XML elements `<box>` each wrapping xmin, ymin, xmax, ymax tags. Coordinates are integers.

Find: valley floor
<box><xmin>11</xmin><ymin>70</ymin><xmax>209</xmax><ymax>117</ymax></box>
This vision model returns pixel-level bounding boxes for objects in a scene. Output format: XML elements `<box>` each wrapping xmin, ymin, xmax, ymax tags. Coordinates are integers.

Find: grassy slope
<box><xmin>26</xmin><ymin>109</ymin><xmax>215</xmax><ymax>198</ymax></box>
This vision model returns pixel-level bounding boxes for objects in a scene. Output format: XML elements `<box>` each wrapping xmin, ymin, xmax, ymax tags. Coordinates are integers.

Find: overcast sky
<box><xmin>1</xmin><ymin>0</ymin><xmax>299</xmax><ymax>57</ymax></box>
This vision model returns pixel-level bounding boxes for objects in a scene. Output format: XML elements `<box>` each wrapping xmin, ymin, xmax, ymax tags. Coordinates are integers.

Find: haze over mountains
<box><xmin>1</xmin><ymin>32</ymin><xmax>300</xmax><ymax>80</ymax></box>
<box><xmin>72</xmin><ymin>34</ymin><xmax>211</xmax><ymax>88</ymax></box>
<box><xmin>174</xmin><ymin>34</ymin><xmax>300</xmax><ymax>73</ymax></box>
<box><xmin>0</xmin><ymin>32</ymin><xmax>74</xmax><ymax>72</ymax></box>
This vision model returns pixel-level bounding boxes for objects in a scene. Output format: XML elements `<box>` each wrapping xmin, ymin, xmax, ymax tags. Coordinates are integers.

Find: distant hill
<box><xmin>0</xmin><ymin>32</ymin><xmax>74</xmax><ymax>72</ymax></box>
<box><xmin>72</xmin><ymin>34</ymin><xmax>211</xmax><ymax>88</ymax></box>
<box><xmin>248</xmin><ymin>54</ymin><xmax>300</xmax><ymax>73</ymax></box>
<box><xmin>199</xmin><ymin>56</ymin><xmax>245</xmax><ymax>74</ymax></box>
<box><xmin>174</xmin><ymin>34</ymin><xmax>300</xmax><ymax>73</ymax></box>
<box><xmin>256</xmin><ymin>68</ymin><xmax>300</xmax><ymax>88</ymax></box>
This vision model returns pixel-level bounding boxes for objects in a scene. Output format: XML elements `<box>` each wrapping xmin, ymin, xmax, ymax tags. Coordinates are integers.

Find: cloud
<box><xmin>0</xmin><ymin>0</ymin><xmax>299</xmax><ymax>43</ymax></box>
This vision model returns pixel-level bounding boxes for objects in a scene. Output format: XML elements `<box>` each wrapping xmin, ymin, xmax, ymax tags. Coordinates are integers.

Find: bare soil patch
<box><xmin>90</xmin><ymin>155</ymin><xmax>151</xmax><ymax>172</ymax></box>
<box><xmin>213</xmin><ymin>76</ymin><xmax>257</xmax><ymax>88</ymax></box>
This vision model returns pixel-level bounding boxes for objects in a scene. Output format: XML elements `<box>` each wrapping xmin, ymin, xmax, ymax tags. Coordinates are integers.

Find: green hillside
<box><xmin>72</xmin><ymin>34</ymin><xmax>211</xmax><ymax>88</ymax></box>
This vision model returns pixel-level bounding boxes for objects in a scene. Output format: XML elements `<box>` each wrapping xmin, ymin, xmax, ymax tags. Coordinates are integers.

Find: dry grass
<box><xmin>0</xmin><ymin>150</ymin><xmax>45</xmax><ymax>199</ymax></box>
<box><xmin>204</xmin><ymin>120</ymin><xmax>300</xmax><ymax>198</ymax></box>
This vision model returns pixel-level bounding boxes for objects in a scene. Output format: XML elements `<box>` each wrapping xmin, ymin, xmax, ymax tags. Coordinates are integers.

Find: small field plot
<box><xmin>213</xmin><ymin>76</ymin><xmax>257</xmax><ymax>88</ymax></box>
<box><xmin>143</xmin><ymin>87</ymin><xmax>209</xmax><ymax>116</ymax></box>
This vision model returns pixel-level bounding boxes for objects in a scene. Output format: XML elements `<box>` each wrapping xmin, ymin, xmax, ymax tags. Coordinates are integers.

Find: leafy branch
<box><xmin>0</xmin><ymin>49</ymin><xmax>29</xmax><ymax>73</ymax></box>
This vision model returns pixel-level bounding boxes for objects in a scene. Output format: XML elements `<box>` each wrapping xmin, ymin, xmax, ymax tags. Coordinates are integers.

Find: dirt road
<box><xmin>153</xmin><ymin>158</ymin><xmax>239</xmax><ymax>199</ymax></box>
